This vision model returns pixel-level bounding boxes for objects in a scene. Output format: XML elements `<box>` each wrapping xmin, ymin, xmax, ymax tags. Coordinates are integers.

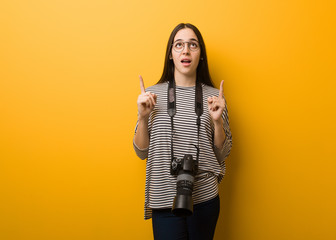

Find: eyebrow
<box><xmin>174</xmin><ymin>38</ymin><xmax>199</xmax><ymax>43</ymax></box>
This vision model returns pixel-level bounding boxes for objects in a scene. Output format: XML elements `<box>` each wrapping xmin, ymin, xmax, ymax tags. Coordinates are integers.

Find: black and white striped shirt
<box><xmin>133</xmin><ymin>82</ymin><xmax>232</xmax><ymax>220</ymax></box>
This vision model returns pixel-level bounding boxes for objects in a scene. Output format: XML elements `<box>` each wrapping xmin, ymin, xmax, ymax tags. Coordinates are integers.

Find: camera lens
<box><xmin>171</xmin><ymin>154</ymin><xmax>197</xmax><ymax>217</ymax></box>
<box><xmin>176</xmin><ymin>179</ymin><xmax>193</xmax><ymax>195</ymax></box>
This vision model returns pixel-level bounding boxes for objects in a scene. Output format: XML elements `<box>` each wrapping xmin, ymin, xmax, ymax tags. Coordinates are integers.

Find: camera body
<box><xmin>170</xmin><ymin>154</ymin><xmax>198</xmax><ymax>176</ymax></box>
<box><xmin>170</xmin><ymin>154</ymin><xmax>198</xmax><ymax>216</ymax></box>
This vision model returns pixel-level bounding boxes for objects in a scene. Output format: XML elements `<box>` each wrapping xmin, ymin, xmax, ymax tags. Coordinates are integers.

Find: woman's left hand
<box><xmin>207</xmin><ymin>80</ymin><xmax>225</xmax><ymax>123</ymax></box>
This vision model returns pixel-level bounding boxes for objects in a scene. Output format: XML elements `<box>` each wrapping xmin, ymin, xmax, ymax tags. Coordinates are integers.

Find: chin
<box><xmin>177</xmin><ymin>67</ymin><xmax>196</xmax><ymax>75</ymax></box>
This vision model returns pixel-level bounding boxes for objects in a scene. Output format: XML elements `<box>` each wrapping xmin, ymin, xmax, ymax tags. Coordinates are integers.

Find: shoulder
<box><xmin>146</xmin><ymin>82</ymin><xmax>168</xmax><ymax>94</ymax></box>
<box><xmin>202</xmin><ymin>84</ymin><xmax>220</xmax><ymax>97</ymax></box>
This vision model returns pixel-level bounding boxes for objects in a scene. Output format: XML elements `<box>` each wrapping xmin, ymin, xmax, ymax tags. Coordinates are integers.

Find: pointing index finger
<box><xmin>139</xmin><ymin>75</ymin><xmax>146</xmax><ymax>93</ymax></box>
<box><xmin>219</xmin><ymin>80</ymin><xmax>224</xmax><ymax>98</ymax></box>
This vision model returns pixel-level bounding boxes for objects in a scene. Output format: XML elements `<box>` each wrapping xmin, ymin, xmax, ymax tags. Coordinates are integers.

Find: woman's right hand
<box><xmin>137</xmin><ymin>75</ymin><xmax>157</xmax><ymax>120</ymax></box>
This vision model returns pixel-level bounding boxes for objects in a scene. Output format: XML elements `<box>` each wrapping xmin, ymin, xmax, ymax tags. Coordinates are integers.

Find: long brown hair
<box><xmin>156</xmin><ymin>23</ymin><xmax>214</xmax><ymax>87</ymax></box>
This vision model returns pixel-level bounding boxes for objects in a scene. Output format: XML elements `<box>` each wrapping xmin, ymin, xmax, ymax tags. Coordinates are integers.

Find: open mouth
<box><xmin>181</xmin><ymin>59</ymin><xmax>191</xmax><ymax>66</ymax></box>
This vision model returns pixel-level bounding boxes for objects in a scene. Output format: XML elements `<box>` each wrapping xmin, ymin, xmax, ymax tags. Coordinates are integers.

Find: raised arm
<box><xmin>207</xmin><ymin>80</ymin><xmax>226</xmax><ymax>149</ymax></box>
<box><xmin>133</xmin><ymin>75</ymin><xmax>157</xmax><ymax>150</ymax></box>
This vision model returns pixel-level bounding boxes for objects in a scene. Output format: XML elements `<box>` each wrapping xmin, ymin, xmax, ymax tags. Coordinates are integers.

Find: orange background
<box><xmin>1</xmin><ymin>0</ymin><xmax>335</xmax><ymax>239</ymax></box>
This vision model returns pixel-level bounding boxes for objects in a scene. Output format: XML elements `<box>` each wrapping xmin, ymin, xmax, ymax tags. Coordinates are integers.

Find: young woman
<box><xmin>133</xmin><ymin>23</ymin><xmax>232</xmax><ymax>240</ymax></box>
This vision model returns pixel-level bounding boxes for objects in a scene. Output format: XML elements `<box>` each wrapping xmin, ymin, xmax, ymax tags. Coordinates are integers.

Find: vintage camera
<box><xmin>170</xmin><ymin>154</ymin><xmax>198</xmax><ymax>216</ymax></box>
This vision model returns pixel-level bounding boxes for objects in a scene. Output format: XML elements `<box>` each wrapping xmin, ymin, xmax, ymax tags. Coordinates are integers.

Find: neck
<box><xmin>174</xmin><ymin>71</ymin><xmax>196</xmax><ymax>87</ymax></box>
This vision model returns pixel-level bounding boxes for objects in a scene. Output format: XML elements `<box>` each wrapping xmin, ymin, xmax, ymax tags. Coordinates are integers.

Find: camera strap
<box><xmin>167</xmin><ymin>77</ymin><xmax>203</xmax><ymax>165</ymax></box>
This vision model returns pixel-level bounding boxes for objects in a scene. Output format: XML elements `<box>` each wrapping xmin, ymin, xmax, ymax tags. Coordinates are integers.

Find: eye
<box><xmin>175</xmin><ymin>42</ymin><xmax>183</xmax><ymax>48</ymax></box>
<box><xmin>190</xmin><ymin>42</ymin><xmax>198</xmax><ymax>49</ymax></box>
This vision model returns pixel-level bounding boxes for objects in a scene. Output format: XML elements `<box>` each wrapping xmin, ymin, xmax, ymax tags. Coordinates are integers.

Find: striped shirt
<box><xmin>133</xmin><ymin>82</ymin><xmax>232</xmax><ymax>220</ymax></box>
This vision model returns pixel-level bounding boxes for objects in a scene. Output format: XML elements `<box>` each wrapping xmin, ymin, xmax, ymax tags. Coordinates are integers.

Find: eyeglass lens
<box><xmin>173</xmin><ymin>41</ymin><xmax>199</xmax><ymax>52</ymax></box>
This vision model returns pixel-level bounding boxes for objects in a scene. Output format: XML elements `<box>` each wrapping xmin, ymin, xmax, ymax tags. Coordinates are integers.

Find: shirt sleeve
<box><xmin>213</xmin><ymin>98</ymin><xmax>232</xmax><ymax>165</ymax></box>
<box><xmin>132</xmin><ymin>119</ymin><xmax>149</xmax><ymax>160</ymax></box>
<box><xmin>133</xmin><ymin>138</ymin><xmax>148</xmax><ymax>160</ymax></box>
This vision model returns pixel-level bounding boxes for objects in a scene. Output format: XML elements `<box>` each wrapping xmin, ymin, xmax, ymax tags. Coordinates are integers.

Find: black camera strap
<box><xmin>167</xmin><ymin>77</ymin><xmax>203</xmax><ymax>165</ymax></box>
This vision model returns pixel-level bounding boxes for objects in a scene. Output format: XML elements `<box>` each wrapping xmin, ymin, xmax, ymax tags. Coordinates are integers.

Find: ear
<box><xmin>169</xmin><ymin>54</ymin><xmax>173</xmax><ymax>60</ymax></box>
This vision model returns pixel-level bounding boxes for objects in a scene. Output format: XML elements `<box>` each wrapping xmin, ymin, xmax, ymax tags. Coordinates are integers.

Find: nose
<box><xmin>182</xmin><ymin>43</ymin><xmax>190</xmax><ymax>54</ymax></box>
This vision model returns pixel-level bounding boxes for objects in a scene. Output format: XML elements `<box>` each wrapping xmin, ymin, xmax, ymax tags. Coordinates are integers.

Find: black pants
<box><xmin>152</xmin><ymin>195</ymin><xmax>220</xmax><ymax>240</ymax></box>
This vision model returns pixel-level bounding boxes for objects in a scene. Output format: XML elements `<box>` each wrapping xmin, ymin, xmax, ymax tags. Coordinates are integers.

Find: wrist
<box><xmin>138</xmin><ymin>115</ymin><xmax>149</xmax><ymax>122</ymax></box>
<box><xmin>213</xmin><ymin>118</ymin><xmax>223</xmax><ymax>128</ymax></box>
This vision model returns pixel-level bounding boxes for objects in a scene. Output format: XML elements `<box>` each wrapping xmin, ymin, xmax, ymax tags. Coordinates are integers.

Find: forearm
<box><xmin>213</xmin><ymin>118</ymin><xmax>226</xmax><ymax>149</ymax></box>
<box><xmin>134</xmin><ymin>116</ymin><xmax>150</xmax><ymax>149</ymax></box>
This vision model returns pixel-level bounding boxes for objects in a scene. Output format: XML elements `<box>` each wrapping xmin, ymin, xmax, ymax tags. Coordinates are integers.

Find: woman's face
<box><xmin>171</xmin><ymin>28</ymin><xmax>201</xmax><ymax>78</ymax></box>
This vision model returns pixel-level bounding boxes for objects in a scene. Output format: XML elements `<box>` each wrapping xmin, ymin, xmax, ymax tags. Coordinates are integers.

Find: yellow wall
<box><xmin>1</xmin><ymin>0</ymin><xmax>335</xmax><ymax>239</ymax></box>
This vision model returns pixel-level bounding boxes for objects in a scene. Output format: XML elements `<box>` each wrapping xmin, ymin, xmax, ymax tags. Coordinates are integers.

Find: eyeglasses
<box><xmin>172</xmin><ymin>40</ymin><xmax>200</xmax><ymax>52</ymax></box>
